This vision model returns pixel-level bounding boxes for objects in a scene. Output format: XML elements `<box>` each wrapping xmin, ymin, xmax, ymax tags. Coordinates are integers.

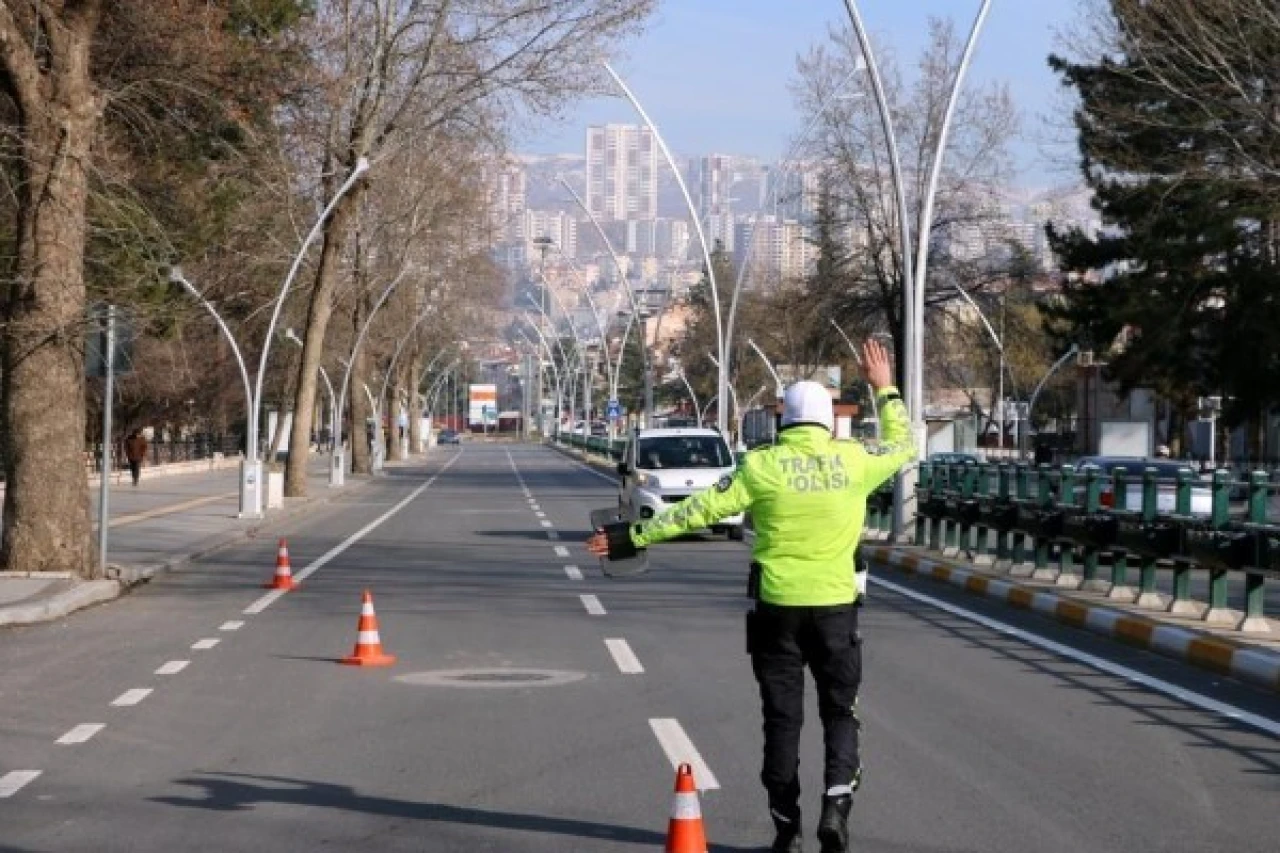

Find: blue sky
<box><xmin>517</xmin><ymin>0</ymin><xmax>1083</xmax><ymax>186</ymax></box>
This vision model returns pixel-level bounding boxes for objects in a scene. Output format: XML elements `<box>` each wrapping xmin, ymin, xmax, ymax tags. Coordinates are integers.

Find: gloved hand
<box><xmin>587</xmin><ymin>521</ymin><xmax>640</xmax><ymax>560</ymax></box>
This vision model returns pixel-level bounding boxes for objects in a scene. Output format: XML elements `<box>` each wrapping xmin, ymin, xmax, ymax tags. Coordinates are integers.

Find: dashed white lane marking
<box><xmin>872</xmin><ymin>576</ymin><xmax>1280</xmax><ymax>739</ymax></box>
<box><xmin>580</xmin><ymin>594</ymin><xmax>606</xmax><ymax>616</ymax></box>
<box><xmin>649</xmin><ymin>719</ymin><xmax>720</xmax><ymax>791</ymax></box>
<box><xmin>547</xmin><ymin>530</ymin><xmax>560</xmax><ymax>540</ymax></box>
<box><xmin>535</xmin><ymin>511</ymin><xmax>546</xmax><ymax>518</ymax></box>
<box><xmin>111</xmin><ymin>689</ymin><xmax>153</xmax><ymax>707</ymax></box>
<box><xmin>220</xmin><ymin>621</ymin><xmax>244</xmax><ymax>631</ymax></box>
<box><xmin>553</xmin><ymin>545</ymin><xmax>570</xmax><ymax>558</ymax></box>
<box><xmin>155</xmin><ymin>661</ymin><xmax>189</xmax><ymax>676</ymax></box>
<box><xmin>244</xmin><ymin>451</ymin><xmax>464</xmax><ymax>615</ymax></box>
<box><xmin>57</xmin><ymin>724</ymin><xmax>105</xmax><ymax>745</ymax></box>
<box><xmin>605</xmin><ymin>638</ymin><xmax>645</xmax><ymax>674</ymax></box>
<box><xmin>564</xmin><ymin>565</ymin><xmax>583</xmax><ymax>580</ymax></box>
<box><xmin>540</xmin><ymin>520</ymin><xmax>553</xmax><ymax>528</ymax></box>
<box><xmin>0</xmin><ymin>771</ymin><xmax>41</xmax><ymax>798</ymax></box>
<box><xmin>192</xmin><ymin>638</ymin><xmax>220</xmax><ymax>650</ymax></box>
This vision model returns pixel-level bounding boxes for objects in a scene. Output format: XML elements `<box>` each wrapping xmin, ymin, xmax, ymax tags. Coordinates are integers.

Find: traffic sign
<box><xmin>606</xmin><ymin>398</ymin><xmax>621</xmax><ymax>419</ymax></box>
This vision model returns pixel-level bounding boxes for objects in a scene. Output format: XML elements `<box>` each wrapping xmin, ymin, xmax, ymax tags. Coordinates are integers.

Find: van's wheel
<box><xmin>727</xmin><ymin>526</ymin><xmax>745</xmax><ymax>541</ymax></box>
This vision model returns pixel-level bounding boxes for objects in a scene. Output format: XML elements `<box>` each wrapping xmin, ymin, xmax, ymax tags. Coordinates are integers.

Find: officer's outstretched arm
<box><xmin>859</xmin><ymin>387</ymin><xmax>917</xmax><ymax>492</ymax></box>
<box><xmin>595</xmin><ymin>469</ymin><xmax>753</xmax><ymax>560</ymax></box>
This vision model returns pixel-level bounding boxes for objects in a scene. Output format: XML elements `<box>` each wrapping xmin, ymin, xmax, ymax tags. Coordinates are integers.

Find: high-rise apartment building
<box><xmin>585</xmin><ymin>124</ymin><xmax>658</xmax><ymax>221</ymax></box>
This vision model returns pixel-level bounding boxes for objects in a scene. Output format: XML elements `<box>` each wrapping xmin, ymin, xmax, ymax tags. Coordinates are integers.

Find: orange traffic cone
<box><xmin>340</xmin><ymin>590</ymin><xmax>397</xmax><ymax>667</ymax></box>
<box><xmin>264</xmin><ymin>538</ymin><xmax>299</xmax><ymax>590</ymax></box>
<box><xmin>664</xmin><ymin>763</ymin><xmax>708</xmax><ymax>853</ymax></box>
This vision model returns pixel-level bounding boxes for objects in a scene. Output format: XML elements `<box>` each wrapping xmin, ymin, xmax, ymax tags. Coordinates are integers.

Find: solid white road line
<box><xmin>219</xmin><ymin>620</ymin><xmax>244</xmax><ymax>631</ymax></box>
<box><xmin>111</xmin><ymin>689</ymin><xmax>153</xmax><ymax>707</ymax></box>
<box><xmin>605</xmin><ymin>638</ymin><xmax>645</xmax><ymax>674</ymax></box>
<box><xmin>554</xmin><ymin>545</ymin><xmax>570</xmax><ymax>557</ymax></box>
<box><xmin>564</xmin><ymin>565</ymin><xmax>584</xmax><ymax>581</ymax></box>
<box><xmin>244</xmin><ymin>451</ymin><xmax>463</xmax><ymax>615</ymax></box>
<box><xmin>192</xmin><ymin>638</ymin><xmax>220</xmax><ymax>650</ymax></box>
<box><xmin>580</xmin><ymin>594</ymin><xmax>606</xmax><ymax>616</ymax></box>
<box><xmin>871</xmin><ymin>576</ymin><xmax>1280</xmax><ymax>738</ymax></box>
<box><xmin>648</xmin><ymin>718</ymin><xmax>721</xmax><ymax>791</ymax></box>
<box><xmin>563</xmin><ymin>456</ymin><xmax>620</xmax><ymax>486</ymax></box>
<box><xmin>0</xmin><ymin>771</ymin><xmax>41</xmax><ymax>798</ymax></box>
<box><xmin>155</xmin><ymin>660</ymin><xmax>189</xmax><ymax>676</ymax></box>
<box><xmin>56</xmin><ymin>724</ymin><xmax>104</xmax><ymax>745</ymax></box>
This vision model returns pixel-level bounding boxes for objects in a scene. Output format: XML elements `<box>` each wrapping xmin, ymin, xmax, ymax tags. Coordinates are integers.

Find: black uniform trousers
<box><xmin>749</xmin><ymin>601</ymin><xmax>862</xmax><ymax>809</ymax></box>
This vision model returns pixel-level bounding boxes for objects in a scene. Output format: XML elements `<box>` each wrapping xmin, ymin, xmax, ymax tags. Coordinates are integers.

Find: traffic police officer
<box><xmin>589</xmin><ymin>339</ymin><xmax>914</xmax><ymax>853</ymax></box>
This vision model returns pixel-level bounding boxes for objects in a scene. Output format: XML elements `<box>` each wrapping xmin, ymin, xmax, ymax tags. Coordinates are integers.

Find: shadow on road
<box><xmin>152</xmin><ymin>773</ymin><xmax>763</xmax><ymax>851</ymax></box>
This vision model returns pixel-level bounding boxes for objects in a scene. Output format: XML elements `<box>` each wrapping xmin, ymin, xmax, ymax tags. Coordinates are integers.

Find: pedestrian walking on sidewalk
<box><xmin>589</xmin><ymin>339</ymin><xmax>916</xmax><ymax>853</ymax></box>
<box><xmin>123</xmin><ymin>429</ymin><xmax>148</xmax><ymax>486</ymax></box>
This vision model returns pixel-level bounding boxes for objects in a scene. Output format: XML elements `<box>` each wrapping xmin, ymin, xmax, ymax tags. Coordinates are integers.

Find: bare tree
<box><xmin>0</xmin><ymin>2</ymin><xmax>105</xmax><ymax>576</ymax></box>
<box><xmin>282</xmin><ymin>0</ymin><xmax>655</xmax><ymax>496</ymax></box>
<box><xmin>789</xmin><ymin>20</ymin><xmax>1019</xmax><ymax>390</ymax></box>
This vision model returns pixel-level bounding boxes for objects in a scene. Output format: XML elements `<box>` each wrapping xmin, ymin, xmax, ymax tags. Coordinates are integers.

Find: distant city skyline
<box><xmin>515</xmin><ymin>0</ymin><xmax>1082</xmax><ymax>188</ymax></box>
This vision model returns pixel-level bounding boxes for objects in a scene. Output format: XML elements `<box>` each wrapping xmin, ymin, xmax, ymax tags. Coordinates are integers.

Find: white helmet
<box><xmin>781</xmin><ymin>380</ymin><xmax>834</xmax><ymax>432</ymax></box>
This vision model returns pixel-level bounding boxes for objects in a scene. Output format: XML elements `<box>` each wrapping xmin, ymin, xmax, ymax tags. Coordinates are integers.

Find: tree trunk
<box><xmin>389</xmin><ymin>357</ymin><xmax>409</xmax><ymax>461</ymax></box>
<box><xmin>283</xmin><ymin>182</ymin><xmax>363</xmax><ymax>497</ymax></box>
<box><xmin>350</xmin><ymin>336</ymin><xmax>374</xmax><ymax>476</ymax></box>
<box><xmin>407</xmin><ymin>342</ymin><xmax>424</xmax><ymax>454</ymax></box>
<box><xmin>1</xmin><ymin>4</ymin><xmax>104</xmax><ymax>578</ymax></box>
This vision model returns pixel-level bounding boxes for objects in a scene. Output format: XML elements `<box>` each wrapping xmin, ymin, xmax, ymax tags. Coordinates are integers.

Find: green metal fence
<box><xmin>914</xmin><ymin>461</ymin><xmax>1279</xmax><ymax>631</ymax></box>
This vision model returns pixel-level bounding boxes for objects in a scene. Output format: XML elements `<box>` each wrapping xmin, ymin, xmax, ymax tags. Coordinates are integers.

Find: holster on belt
<box><xmin>747</xmin><ymin>561</ymin><xmax>762</xmax><ymax>601</ymax></box>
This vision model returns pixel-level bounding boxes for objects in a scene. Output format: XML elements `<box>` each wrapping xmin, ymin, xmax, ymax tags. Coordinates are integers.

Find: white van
<box><xmin>616</xmin><ymin>427</ymin><xmax>744</xmax><ymax>540</ymax></box>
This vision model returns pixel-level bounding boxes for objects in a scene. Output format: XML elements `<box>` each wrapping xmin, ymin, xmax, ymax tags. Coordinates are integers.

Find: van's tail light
<box><xmin>1099</xmin><ymin>489</ymin><xmax>1114</xmax><ymax>508</ymax></box>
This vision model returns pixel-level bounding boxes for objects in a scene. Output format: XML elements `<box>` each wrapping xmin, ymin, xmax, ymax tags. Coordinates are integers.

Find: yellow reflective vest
<box><xmin>630</xmin><ymin>388</ymin><xmax>915</xmax><ymax>606</ymax></box>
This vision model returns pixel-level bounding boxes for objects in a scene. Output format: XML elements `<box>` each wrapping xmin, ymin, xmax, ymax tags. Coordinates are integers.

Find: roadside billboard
<box><xmin>468</xmin><ymin>384</ymin><xmax>497</xmax><ymax>427</ymax></box>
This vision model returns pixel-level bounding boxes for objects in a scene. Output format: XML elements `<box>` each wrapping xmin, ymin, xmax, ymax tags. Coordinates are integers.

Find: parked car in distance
<box><xmin>1072</xmin><ymin>456</ymin><xmax>1211</xmax><ymax>515</ymax></box>
<box><xmin>616</xmin><ymin>427</ymin><xmax>744</xmax><ymax>540</ymax></box>
<box><xmin>438</xmin><ymin>429</ymin><xmax>461</xmax><ymax>445</ymax></box>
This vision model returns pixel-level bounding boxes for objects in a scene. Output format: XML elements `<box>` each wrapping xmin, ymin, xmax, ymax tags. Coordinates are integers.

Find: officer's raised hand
<box><xmin>862</xmin><ymin>338</ymin><xmax>894</xmax><ymax>391</ymax></box>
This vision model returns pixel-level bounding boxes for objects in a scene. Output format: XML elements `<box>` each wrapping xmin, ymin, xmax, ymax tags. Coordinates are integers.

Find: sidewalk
<box><xmin>0</xmin><ymin>455</ymin><xmax>382</xmax><ymax>628</ymax></box>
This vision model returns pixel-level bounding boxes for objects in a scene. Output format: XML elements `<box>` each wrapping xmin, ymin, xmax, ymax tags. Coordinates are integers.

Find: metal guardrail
<box><xmin>552</xmin><ymin>432</ymin><xmax>628</xmax><ymax>461</ymax></box>
<box><xmin>914</xmin><ymin>462</ymin><xmax>1279</xmax><ymax>632</ymax></box>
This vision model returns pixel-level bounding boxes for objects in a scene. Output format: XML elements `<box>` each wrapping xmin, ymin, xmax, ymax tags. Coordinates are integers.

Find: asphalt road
<box><xmin>0</xmin><ymin>444</ymin><xmax>1276</xmax><ymax>852</ymax></box>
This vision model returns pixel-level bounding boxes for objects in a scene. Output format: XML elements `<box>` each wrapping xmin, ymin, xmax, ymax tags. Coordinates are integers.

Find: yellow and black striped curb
<box><xmin>861</xmin><ymin>544</ymin><xmax>1280</xmax><ymax>694</ymax></box>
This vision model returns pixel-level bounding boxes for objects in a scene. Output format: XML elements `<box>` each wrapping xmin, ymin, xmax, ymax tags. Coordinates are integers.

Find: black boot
<box><xmin>816</xmin><ymin>794</ymin><xmax>852</xmax><ymax>853</ymax></box>
<box><xmin>769</xmin><ymin>803</ymin><xmax>803</xmax><ymax>852</ymax></box>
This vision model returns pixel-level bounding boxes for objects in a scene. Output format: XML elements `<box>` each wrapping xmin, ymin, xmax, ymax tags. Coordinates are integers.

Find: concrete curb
<box><xmin>861</xmin><ymin>544</ymin><xmax>1280</xmax><ymax>695</ymax></box>
<box><xmin>0</xmin><ymin>474</ymin><xmax>378</xmax><ymax>628</ymax></box>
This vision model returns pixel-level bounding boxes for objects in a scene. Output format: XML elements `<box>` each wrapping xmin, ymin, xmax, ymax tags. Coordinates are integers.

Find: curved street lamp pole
<box><xmin>1024</xmin><ymin>344</ymin><xmax>1079</xmax><ymax>459</ymax></box>
<box><xmin>604</xmin><ymin>63</ymin><xmax>728</xmax><ymax>433</ymax></box>
<box><xmin>168</xmin><ymin>269</ymin><xmax>255</xmax><ymax>515</ymax></box>
<box><xmin>949</xmin><ymin>282</ymin><xmax>1007</xmax><ymax>447</ymax></box>
<box><xmin>840</xmin><ymin>0</ymin><xmax>992</xmax><ymax>539</ymax></box>
<box><xmin>248</xmin><ymin>157</ymin><xmax>369</xmax><ymax>513</ymax></box>
<box><xmin>549</xmin><ymin>242</ymin><xmax>621</xmax><ymax>400</ymax></box>
<box><xmin>283</xmin><ymin>327</ymin><xmax>337</xmax><ymax>457</ymax></box>
<box><xmin>676</xmin><ymin>370</ymin><xmax>704</xmax><ymax>425</ymax></box>
<box><xmin>559</xmin><ymin>178</ymin><xmax>644</xmax><ymax>428</ymax></box>
<box><xmin>745</xmin><ymin>338</ymin><xmax>785</xmax><ymax>400</ymax></box>
<box><xmin>331</xmin><ymin>265</ymin><xmax>410</xmax><ymax>486</ymax></box>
